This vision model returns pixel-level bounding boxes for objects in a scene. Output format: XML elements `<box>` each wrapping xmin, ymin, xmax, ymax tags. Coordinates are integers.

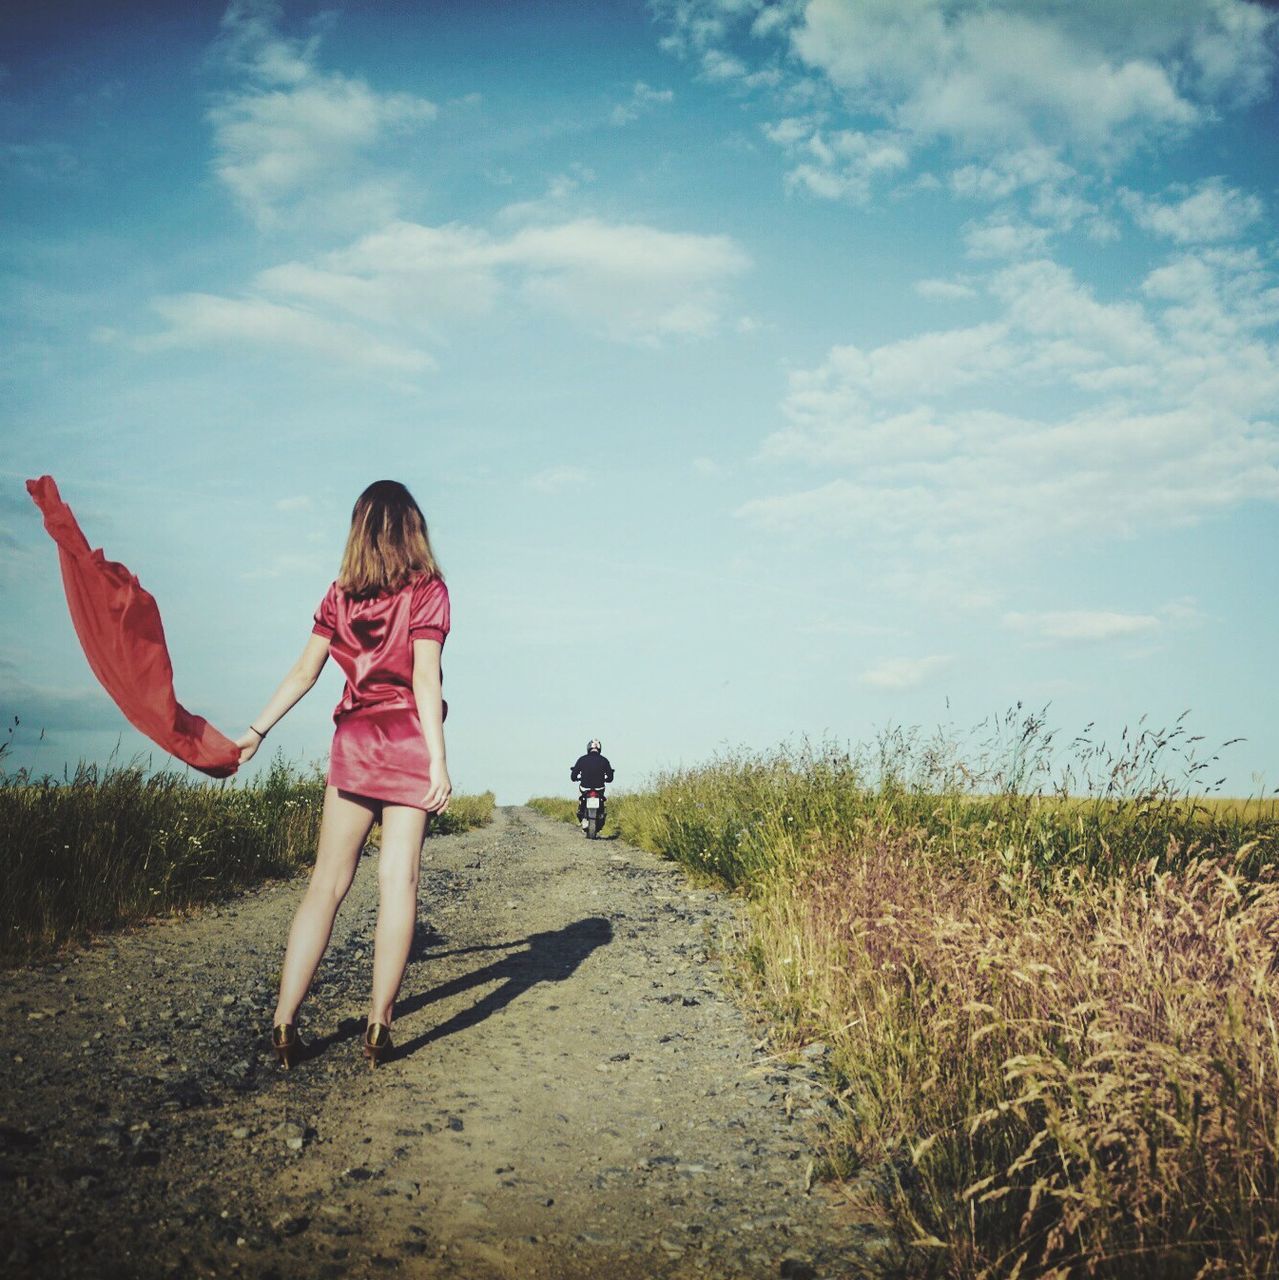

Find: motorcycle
<box><xmin>578</xmin><ymin>784</ymin><xmax>607</xmax><ymax>839</ymax></box>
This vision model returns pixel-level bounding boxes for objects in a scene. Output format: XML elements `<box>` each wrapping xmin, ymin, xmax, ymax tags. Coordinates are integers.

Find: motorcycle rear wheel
<box><xmin>586</xmin><ymin>816</ymin><xmax>598</xmax><ymax>839</ymax></box>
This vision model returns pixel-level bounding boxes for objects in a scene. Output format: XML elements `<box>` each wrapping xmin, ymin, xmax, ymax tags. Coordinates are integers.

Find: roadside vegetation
<box><xmin>1</xmin><ymin>744</ymin><xmax>494</xmax><ymax>965</ymax></box>
<box><xmin>435</xmin><ymin>788</ymin><xmax>496</xmax><ymax>834</ymax></box>
<box><xmin>533</xmin><ymin>709</ymin><xmax>1279</xmax><ymax>1278</ymax></box>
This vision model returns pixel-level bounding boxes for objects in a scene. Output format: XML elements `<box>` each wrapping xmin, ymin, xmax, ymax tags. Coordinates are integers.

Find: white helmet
<box><xmin>587</xmin><ymin>739</ymin><xmax>602</xmax><ymax>753</ymax></box>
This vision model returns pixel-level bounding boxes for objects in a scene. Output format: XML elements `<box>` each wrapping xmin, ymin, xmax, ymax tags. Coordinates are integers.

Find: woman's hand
<box><xmin>423</xmin><ymin>759</ymin><xmax>452</xmax><ymax>813</ymax></box>
<box><xmin>235</xmin><ymin>731</ymin><xmax>262</xmax><ymax>765</ymax></box>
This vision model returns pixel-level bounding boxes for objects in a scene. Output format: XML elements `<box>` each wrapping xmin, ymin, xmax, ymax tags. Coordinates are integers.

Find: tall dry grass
<box><xmin>1</xmin><ymin>746</ymin><xmax>495</xmax><ymax>965</ymax></box>
<box><xmin>530</xmin><ymin>713</ymin><xmax>1279</xmax><ymax>1276</ymax></box>
<box><xmin>536</xmin><ymin>709</ymin><xmax>1275</xmax><ymax>888</ymax></box>
<box><xmin>435</xmin><ymin>789</ymin><xmax>496</xmax><ymax>834</ymax></box>
<box><xmin>527</xmin><ymin>795</ymin><xmax>578</xmax><ymax>824</ymax></box>
<box><xmin>0</xmin><ymin>753</ymin><xmax>326</xmax><ymax>963</ymax></box>
<box><xmin>748</xmin><ymin>838</ymin><xmax>1279</xmax><ymax>1278</ymax></box>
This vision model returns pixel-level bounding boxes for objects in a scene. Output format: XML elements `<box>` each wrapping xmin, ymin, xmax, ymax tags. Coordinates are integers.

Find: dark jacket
<box><xmin>571</xmin><ymin>753</ymin><xmax>614</xmax><ymax>788</ymax></box>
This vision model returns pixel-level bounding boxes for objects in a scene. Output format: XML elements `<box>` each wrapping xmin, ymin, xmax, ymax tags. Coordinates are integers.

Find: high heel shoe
<box><xmin>272</xmin><ymin>1023</ymin><xmax>300</xmax><ymax>1069</ymax></box>
<box><xmin>363</xmin><ymin>1022</ymin><xmax>392</xmax><ymax>1069</ymax></box>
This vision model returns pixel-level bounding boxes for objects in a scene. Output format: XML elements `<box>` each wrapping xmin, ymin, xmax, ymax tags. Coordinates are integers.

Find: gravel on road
<box><xmin>0</xmin><ymin>806</ymin><xmax>895</xmax><ymax>1279</ymax></box>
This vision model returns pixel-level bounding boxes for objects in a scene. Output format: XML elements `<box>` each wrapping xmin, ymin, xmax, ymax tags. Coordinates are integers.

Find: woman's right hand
<box><xmin>234</xmin><ymin>731</ymin><xmax>261</xmax><ymax>765</ymax></box>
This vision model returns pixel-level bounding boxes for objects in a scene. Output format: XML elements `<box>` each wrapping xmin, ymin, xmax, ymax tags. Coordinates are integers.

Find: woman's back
<box><xmin>312</xmin><ymin>574</ymin><xmax>450</xmax><ymax>719</ymax></box>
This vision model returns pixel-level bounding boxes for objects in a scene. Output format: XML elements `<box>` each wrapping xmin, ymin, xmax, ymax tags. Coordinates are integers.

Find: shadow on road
<box><xmin>408</xmin><ymin>919</ymin><xmax>447</xmax><ymax>959</ymax></box>
<box><xmin>310</xmin><ymin>917</ymin><xmax>614</xmax><ymax>1062</ymax></box>
<box><xmin>393</xmin><ymin>916</ymin><xmax>614</xmax><ymax>1059</ymax></box>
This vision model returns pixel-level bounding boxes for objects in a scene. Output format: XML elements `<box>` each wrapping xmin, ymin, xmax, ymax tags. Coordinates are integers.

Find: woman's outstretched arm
<box><xmin>236</xmin><ymin>634</ymin><xmax>331</xmax><ymax>764</ymax></box>
<box><xmin>412</xmin><ymin>637</ymin><xmax>451</xmax><ymax>812</ymax></box>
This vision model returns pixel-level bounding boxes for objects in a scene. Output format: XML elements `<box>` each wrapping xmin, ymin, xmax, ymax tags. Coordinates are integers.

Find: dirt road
<box><xmin>0</xmin><ymin>807</ymin><xmax>889</xmax><ymax>1279</ymax></box>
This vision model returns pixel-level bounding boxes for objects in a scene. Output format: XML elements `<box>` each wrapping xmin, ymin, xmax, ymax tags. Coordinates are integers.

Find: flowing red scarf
<box><xmin>26</xmin><ymin>476</ymin><xmax>241</xmax><ymax>777</ymax></box>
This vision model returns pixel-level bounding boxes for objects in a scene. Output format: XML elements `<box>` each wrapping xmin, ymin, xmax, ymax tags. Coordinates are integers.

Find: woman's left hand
<box><xmin>423</xmin><ymin>760</ymin><xmax>452</xmax><ymax>814</ymax></box>
<box><xmin>234</xmin><ymin>731</ymin><xmax>261</xmax><ymax>765</ymax></box>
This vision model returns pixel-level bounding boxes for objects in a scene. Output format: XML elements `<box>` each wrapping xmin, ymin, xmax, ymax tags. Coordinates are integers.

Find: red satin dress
<box><xmin>311</xmin><ymin>574</ymin><xmax>450</xmax><ymax>810</ymax></box>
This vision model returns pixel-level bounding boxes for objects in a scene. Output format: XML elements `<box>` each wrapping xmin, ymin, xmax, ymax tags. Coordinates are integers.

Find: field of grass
<box><xmin>0</xmin><ymin>751</ymin><xmax>495</xmax><ymax>965</ymax></box>
<box><xmin>532</xmin><ymin>712</ymin><xmax>1279</xmax><ymax>1278</ymax></box>
<box><xmin>434</xmin><ymin>789</ymin><xmax>496</xmax><ymax>835</ymax></box>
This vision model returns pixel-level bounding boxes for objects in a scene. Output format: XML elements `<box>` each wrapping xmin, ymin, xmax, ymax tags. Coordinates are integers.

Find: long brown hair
<box><xmin>337</xmin><ymin>480</ymin><xmax>442</xmax><ymax>598</ymax></box>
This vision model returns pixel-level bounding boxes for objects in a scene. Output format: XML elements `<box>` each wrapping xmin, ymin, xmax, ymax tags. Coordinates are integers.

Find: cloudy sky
<box><xmin>4</xmin><ymin>0</ymin><xmax>1277</xmax><ymax>802</ymax></box>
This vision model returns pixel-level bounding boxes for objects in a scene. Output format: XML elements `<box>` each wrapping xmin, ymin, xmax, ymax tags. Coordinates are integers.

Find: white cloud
<box><xmin>740</xmin><ymin>478</ymin><xmax>932</xmax><ymax>542</ymax></box>
<box><xmin>652</xmin><ymin>0</ymin><xmax>741</xmax><ymax>57</ymax></box>
<box><xmin>950</xmin><ymin>148</ymin><xmax>1102</xmax><ymax>232</ymax></box>
<box><xmin>1141</xmin><ymin>246</ymin><xmax>1279</xmax><ymax>331</ymax></box>
<box><xmin>1123</xmin><ymin>177</ymin><xmax>1264</xmax><ymax>243</ymax></box>
<box><xmin>141</xmin><ymin>215</ymin><xmax>750</xmax><ymax>365</ymax></box>
<box><xmin>950</xmin><ymin>147</ymin><xmax>1075</xmax><ymax>200</ymax></box>
<box><xmin>214</xmin><ymin>0</ymin><xmax>315</xmax><ymax>84</ymax></box>
<box><xmin>702</xmin><ymin>48</ymin><xmax>749</xmax><ymax>81</ymax></box>
<box><xmin>140</xmin><ymin>292</ymin><xmax>433</xmax><ymax>372</ymax></box>
<box><xmin>761</xmin><ymin>115</ymin><xmax>813</xmax><ymax>148</ymax></box>
<box><xmin>788</xmin><ymin>0</ymin><xmax>1269</xmax><ymax>155</ymax></box>
<box><xmin>498</xmin><ymin>218</ymin><xmax>750</xmax><ymax>342</ymax></box>
<box><xmin>741</xmin><ymin>249</ymin><xmax>1279</xmax><ymax>551</ymax></box>
<box><xmin>262</xmin><ymin>222</ymin><xmax>503</xmax><ymax>326</ymax></box>
<box><xmin>775</xmin><ymin>321</ymin><xmax>1016</xmax><ymax>420</ymax></box>
<box><xmin>527</xmin><ymin>466</ymin><xmax>590</xmax><ymax>493</ymax></box>
<box><xmin>611</xmin><ymin>80</ymin><xmax>674</xmax><ymax>126</ymax></box>
<box><xmin>989</xmin><ymin>259</ymin><xmax>1159</xmax><ymax>362</ymax></box>
<box><xmin>497</xmin><ymin>168</ymin><xmax>595</xmax><ymax>225</ymax></box>
<box><xmin>883</xmin><ymin>13</ymin><xmax>1194</xmax><ymax>151</ymax></box>
<box><xmin>208</xmin><ymin>0</ymin><xmax>436</xmax><ymax>229</ymax></box>
<box><xmin>505</xmin><ymin>216</ymin><xmax>744</xmax><ymax>280</ymax></box>
<box><xmin>764</xmin><ymin>119</ymin><xmax>910</xmax><ymax>203</ymax></box>
<box><xmin>963</xmin><ymin>217</ymin><xmax>1052</xmax><ymax>260</ymax></box>
<box><xmin>1028</xmin><ymin>184</ymin><xmax>1100</xmax><ymax>232</ymax></box>
<box><xmin>914</xmin><ymin>277</ymin><xmax>978</xmax><ymax>301</ymax></box>
<box><xmin>1160</xmin><ymin>597</ymin><xmax>1205</xmax><ymax>628</ymax></box>
<box><xmin>654</xmin><ymin>0</ymin><xmax>1279</xmax><ymax>206</ymax></box>
<box><xmin>860</xmin><ymin>654</ymin><xmax>953</xmax><ymax>690</ymax></box>
<box><xmin>1003</xmin><ymin>610</ymin><xmax>1161</xmax><ymax>642</ymax></box>
<box><xmin>274</xmin><ymin>495</ymin><xmax>313</xmax><ymax>511</ymax></box>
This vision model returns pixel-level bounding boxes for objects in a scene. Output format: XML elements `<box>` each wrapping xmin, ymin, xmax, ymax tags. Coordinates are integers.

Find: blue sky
<box><xmin>3</xmin><ymin>0</ymin><xmax>1277</xmax><ymax>803</ymax></box>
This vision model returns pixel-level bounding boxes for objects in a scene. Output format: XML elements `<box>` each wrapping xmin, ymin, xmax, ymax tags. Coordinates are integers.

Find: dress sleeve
<box><xmin>312</xmin><ymin>582</ymin><xmax>338</xmax><ymax>639</ymax></box>
<box><xmin>409</xmin><ymin>575</ymin><xmax>450</xmax><ymax>646</ymax></box>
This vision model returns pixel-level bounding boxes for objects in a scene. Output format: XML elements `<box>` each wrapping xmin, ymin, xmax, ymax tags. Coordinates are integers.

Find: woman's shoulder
<box><xmin>324</xmin><ymin>579</ymin><xmax>357</xmax><ymax>610</ymax></box>
<box><xmin>337</xmin><ymin>573</ymin><xmax>444</xmax><ymax>610</ymax></box>
<box><xmin>410</xmin><ymin>571</ymin><xmax>448</xmax><ymax>599</ymax></box>
<box><xmin>312</xmin><ymin>579</ymin><xmax>343</xmax><ymax>634</ymax></box>
<box><xmin>408</xmin><ymin>571</ymin><xmax>450</xmax><ymax>638</ymax></box>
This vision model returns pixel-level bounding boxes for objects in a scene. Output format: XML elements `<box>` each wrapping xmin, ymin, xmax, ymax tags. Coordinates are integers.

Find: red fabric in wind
<box><xmin>26</xmin><ymin>476</ymin><xmax>240</xmax><ymax>778</ymax></box>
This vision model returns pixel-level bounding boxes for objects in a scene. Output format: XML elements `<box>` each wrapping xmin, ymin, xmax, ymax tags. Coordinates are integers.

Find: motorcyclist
<box><xmin>571</xmin><ymin>739</ymin><xmax>614</xmax><ymax>789</ymax></box>
<box><xmin>571</xmin><ymin>739</ymin><xmax>614</xmax><ymax>829</ymax></box>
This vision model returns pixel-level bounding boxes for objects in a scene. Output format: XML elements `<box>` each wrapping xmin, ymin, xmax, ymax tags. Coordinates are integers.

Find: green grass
<box><xmin>530</xmin><ymin>714</ymin><xmax>1279</xmax><ymax>1278</ymax></box>
<box><xmin>435</xmin><ymin>790</ymin><xmax>496</xmax><ymax>834</ymax></box>
<box><xmin>527</xmin><ymin>795</ymin><xmax>577</xmax><ymax>824</ymax></box>
<box><xmin>536</xmin><ymin>711</ymin><xmax>1276</xmax><ymax>889</ymax></box>
<box><xmin>0</xmin><ymin>752</ymin><xmax>495</xmax><ymax>966</ymax></box>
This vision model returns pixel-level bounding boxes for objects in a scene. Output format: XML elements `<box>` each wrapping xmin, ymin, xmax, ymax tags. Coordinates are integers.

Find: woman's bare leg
<box><xmin>272</xmin><ymin>787</ymin><xmax>378</xmax><ymax>1027</ymax></box>
<box><xmin>369</xmin><ymin>804</ymin><xmax>428</xmax><ymax>1027</ymax></box>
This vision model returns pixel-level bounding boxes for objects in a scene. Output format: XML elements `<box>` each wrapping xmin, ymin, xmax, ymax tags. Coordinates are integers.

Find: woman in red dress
<box><xmin>236</xmin><ymin>480</ymin><xmax>451</xmax><ymax>1068</ymax></box>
